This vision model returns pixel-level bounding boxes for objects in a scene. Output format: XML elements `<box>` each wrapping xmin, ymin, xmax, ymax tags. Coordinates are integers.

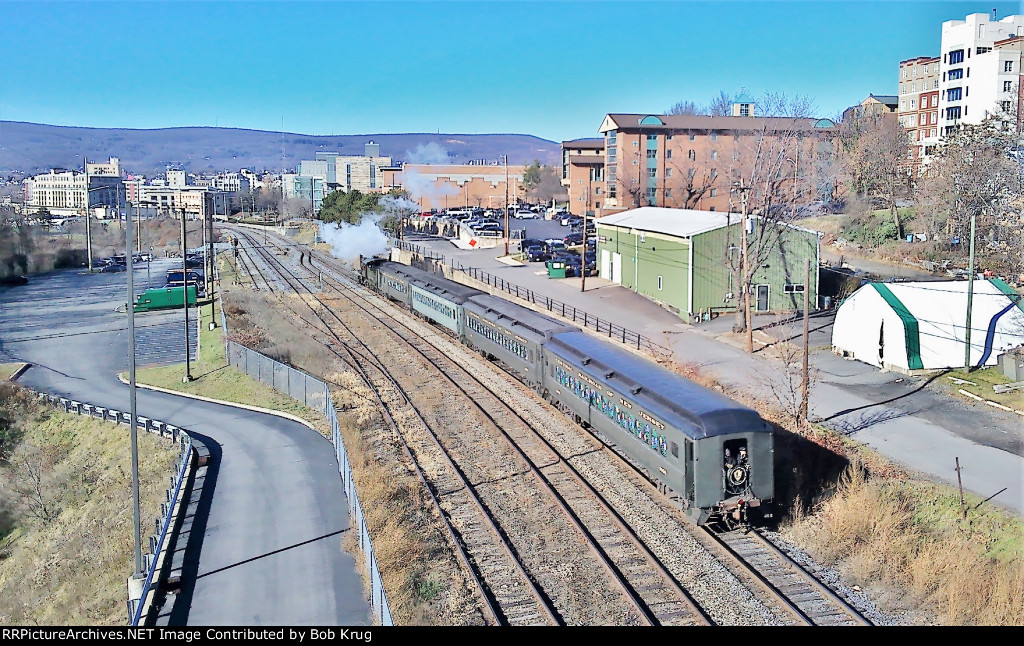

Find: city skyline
<box><xmin>0</xmin><ymin>1</ymin><xmax>1020</xmax><ymax>143</ymax></box>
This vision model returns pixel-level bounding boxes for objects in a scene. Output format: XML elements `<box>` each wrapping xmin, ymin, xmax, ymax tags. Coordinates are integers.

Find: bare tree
<box><xmin>917</xmin><ymin>112</ymin><xmax>1023</xmax><ymax>276</ymax></box>
<box><xmin>7</xmin><ymin>443</ymin><xmax>62</xmax><ymax>522</ymax></box>
<box><xmin>837</xmin><ymin>113</ymin><xmax>911</xmax><ymax>236</ymax></box>
<box><xmin>664</xmin><ymin>143</ymin><xmax>719</xmax><ymax>209</ymax></box>
<box><xmin>615</xmin><ymin>152</ymin><xmax>648</xmax><ymax>208</ymax></box>
<box><xmin>666</xmin><ymin>100</ymin><xmax>704</xmax><ymax>116</ymax></box>
<box><xmin>723</xmin><ymin>92</ymin><xmax>824</xmax><ymax>337</ymax></box>
<box><xmin>708</xmin><ymin>90</ymin><xmax>735</xmax><ymax>117</ymax></box>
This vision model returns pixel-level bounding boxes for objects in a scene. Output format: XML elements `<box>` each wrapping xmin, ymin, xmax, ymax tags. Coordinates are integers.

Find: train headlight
<box><xmin>728</xmin><ymin>466</ymin><xmax>748</xmax><ymax>487</ymax></box>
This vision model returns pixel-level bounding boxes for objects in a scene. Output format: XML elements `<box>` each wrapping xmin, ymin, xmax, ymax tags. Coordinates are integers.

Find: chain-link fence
<box><xmin>224</xmin><ymin>339</ymin><xmax>393</xmax><ymax>625</ymax></box>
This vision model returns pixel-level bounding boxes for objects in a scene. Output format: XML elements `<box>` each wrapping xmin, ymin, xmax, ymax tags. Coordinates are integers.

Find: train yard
<box><xmin>224</xmin><ymin>226</ymin><xmax>873</xmax><ymax>626</ymax></box>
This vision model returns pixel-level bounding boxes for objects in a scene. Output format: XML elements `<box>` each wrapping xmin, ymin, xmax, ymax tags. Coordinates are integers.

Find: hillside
<box><xmin>0</xmin><ymin>121</ymin><xmax>561</xmax><ymax>177</ymax></box>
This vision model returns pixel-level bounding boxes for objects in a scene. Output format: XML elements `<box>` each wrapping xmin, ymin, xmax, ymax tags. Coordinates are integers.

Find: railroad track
<box><xmin>233</xmin><ymin>230</ymin><xmax>708</xmax><ymax>625</ymax></box>
<box><xmin>229</xmin><ymin>229</ymin><xmax>875</xmax><ymax>627</ymax></box>
<box><xmin>706</xmin><ymin>527</ymin><xmax>871</xmax><ymax>626</ymax></box>
<box><xmin>229</xmin><ymin>229</ymin><xmax>558</xmax><ymax>625</ymax></box>
<box><xmin>305</xmin><ymin>257</ymin><xmax>711</xmax><ymax>626</ymax></box>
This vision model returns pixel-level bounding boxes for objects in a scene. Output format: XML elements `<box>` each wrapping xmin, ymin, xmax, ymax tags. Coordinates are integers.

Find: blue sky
<box><xmin>0</xmin><ymin>1</ymin><xmax>1019</xmax><ymax>142</ymax></box>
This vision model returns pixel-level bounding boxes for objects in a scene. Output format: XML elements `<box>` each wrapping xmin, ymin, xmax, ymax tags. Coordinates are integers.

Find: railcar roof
<box><xmin>378</xmin><ymin>261</ymin><xmax>481</xmax><ymax>303</ymax></box>
<box><xmin>466</xmin><ymin>294</ymin><xmax>580</xmax><ymax>339</ymax></box>
<box><xmin>546</xmin><ymin>331</ymin><xmax>767</xmax><ymax>439</ymax></box>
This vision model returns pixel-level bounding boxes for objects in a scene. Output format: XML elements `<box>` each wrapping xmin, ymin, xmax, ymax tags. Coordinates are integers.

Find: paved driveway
<box><xmin>0</xmin><ymin>265</ymin><xmax>370</xmax><ymax>625</ymax></box>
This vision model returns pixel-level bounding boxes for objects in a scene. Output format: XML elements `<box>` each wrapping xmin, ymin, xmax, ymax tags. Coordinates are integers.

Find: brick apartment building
<box><xmin>560</xmin><ymin>138</ymin><xmax>604</xmax><ymax>216</ymax></box>
<box><xmin>596</xmin><ymin>111</ymin><xmax>836</xmax><ymax>215</ymax></box>
<box><xmin>897</xmin><ymin>57</ymin><xmax>941</xmax><ymax>171</ymax></box>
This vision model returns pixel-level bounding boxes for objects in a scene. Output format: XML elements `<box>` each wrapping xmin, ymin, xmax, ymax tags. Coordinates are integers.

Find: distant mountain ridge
<box><xmin>0</xmin><ymin>121</ymin><xmax>561</xmax><ymax>177</ymax></box>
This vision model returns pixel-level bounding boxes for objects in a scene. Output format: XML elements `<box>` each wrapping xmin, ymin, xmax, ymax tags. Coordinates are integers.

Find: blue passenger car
<box><xmin>409</xmin><ymin>274</ymin><xmax>481</xmax><ymax>336</ymax></box>
<box><xmin>543</xmin><ymin>331</ymin><xmax>774</xmax><ymax>525</ymax></box>
<box><xmin>462</xmin><ymin>294</ymin><xmax>578</xmax><ymax>388</ymax></box>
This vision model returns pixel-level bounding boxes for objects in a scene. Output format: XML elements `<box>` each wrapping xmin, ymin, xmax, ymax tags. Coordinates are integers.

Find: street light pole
<box><xmin>180</xmin><ymin>208</ymin><xmax>193</xmax><ymax>382</ymax></box>
<box><xmin>84</xmin><ymin>157</ymin><xmax>93</xmax><ymax>272</ymax></box>
<box><xmin>125</xmin><ymin>196</ymin><xmax>143</xmax><ymax>580</ymax></box>
<box><xmin>504</xmin><ymin>154</ymin><xmax>510</xmax><ymax>256</ymax></box>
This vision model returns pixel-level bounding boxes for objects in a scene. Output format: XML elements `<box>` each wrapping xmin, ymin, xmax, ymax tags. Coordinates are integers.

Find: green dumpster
<box><xmin>547</xmin><ymin>261</ymin><xmax>566</xmax><ymax>279</ymax></box>
<box><xmin>133</xmin><ymin>285</ymin><xmax>197</xmax><ymax>313</ymax></box>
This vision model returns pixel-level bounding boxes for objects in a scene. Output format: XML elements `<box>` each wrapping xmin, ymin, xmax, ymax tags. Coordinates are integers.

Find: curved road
<box><xmin>0</xmin><ymin>264</ymin><xmax>370</xmax><ymax>625</ymax></box>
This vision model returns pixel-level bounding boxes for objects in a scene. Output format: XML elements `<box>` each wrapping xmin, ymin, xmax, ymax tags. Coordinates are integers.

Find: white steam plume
<box><xmin>404</xmin><ymin>142</ymin><xmax>451</xmax><ymax>165</ymax></box>
<box><xmin>319</xmin><ymin>215</ymin><xmax>390</xmax><ymax>267</ymax></box>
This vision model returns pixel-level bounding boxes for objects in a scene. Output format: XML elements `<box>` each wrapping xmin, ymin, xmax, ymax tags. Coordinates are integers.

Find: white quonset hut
<box><xmin>832</xmin><ymin>279</ymin><xmax>1024</xmax><ymax>372</ymax></box>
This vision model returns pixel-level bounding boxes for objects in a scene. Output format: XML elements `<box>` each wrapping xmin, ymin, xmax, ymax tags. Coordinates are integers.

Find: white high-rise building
<box><xmin>938</xmin><ymin>12</ymin><xmax>1024</xmax><ymax>135</ymax></box>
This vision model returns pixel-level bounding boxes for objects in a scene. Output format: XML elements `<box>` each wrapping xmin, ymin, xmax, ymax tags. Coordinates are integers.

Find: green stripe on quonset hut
<box><xmin>989</xmin><ymin>278</ymin><xmax>1024</xmax><ymax>314</ymax></box>
<box><xmin>871</xmin><ymin>283</ymin><xmax>924</xmax><ymax>370</ymax></box>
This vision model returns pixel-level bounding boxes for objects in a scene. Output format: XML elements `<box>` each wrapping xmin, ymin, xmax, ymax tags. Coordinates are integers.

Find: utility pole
<box><xmin>84</xmin><ymin>156</ymin><xmax>93</xmax><ymax>272</ymax></box>
<box><xmin>125</xmin><ymin>196</ymin><xmax>142</xmax><ymax>580</ymax></box>
<box><xmin>582</xmin><ymin>177</ymin><xmax>590</xmax><ymax>292</ymax></box>
<box><xmin>504</xmin><ymin>154</ymin><xmax>510</xmax><ymax>256</ymax></box>
<box><xmin>180</xmin><ymin>209</ymin><xmax>193</xmax><ymax>383</ymax></box>
<box><xmin>964</xmin><ymin>211</ymin><xmax>977</xmax><ymax>371</ymax></box>
<box><xmin>208</xmin><ymin>196</ymin><xmax>217</xmax><ymax>329</ymax></box>
<box><xmin>737</xmin><ymin>180</ymin><xmax>753</xmax><ymax>353</ymax></box>
<box><xmin>801</xmin><ymin>258</ymin><xmax>810</xmax><ymax>423</ymax></box>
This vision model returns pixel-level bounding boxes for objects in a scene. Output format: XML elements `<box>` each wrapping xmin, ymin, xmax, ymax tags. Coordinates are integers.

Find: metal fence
<box><xmin>37</xmin><ymin>393</ymin><xmax>192</xmax><ymax>626</ymax></box>
<box><xmin>390</xmin><ymin>238</ymin><xmax>667</xmax><ymax>354</ymax></box>
<box><xmin>224</xmin><ymin>339</ymin><xmax>393</xmax><ymax>625</ymax></box>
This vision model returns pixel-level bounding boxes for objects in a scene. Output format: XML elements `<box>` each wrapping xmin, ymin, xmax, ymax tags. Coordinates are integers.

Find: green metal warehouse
<box><xmin>595</xmin><ymin>207</ymin><xmax>819</xmax><ymax>320</ymax></box>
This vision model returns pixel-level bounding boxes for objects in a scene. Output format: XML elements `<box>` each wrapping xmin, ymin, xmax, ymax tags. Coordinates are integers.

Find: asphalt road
<box><xmin>407</xmin><ymin>233</ymin><xmax>1024</xmax><ymax>516</ymax></box>
<box><xmin>0</xmin><ymin>263</ymin><xmax>370</xmax><ymax>626</ymax></box>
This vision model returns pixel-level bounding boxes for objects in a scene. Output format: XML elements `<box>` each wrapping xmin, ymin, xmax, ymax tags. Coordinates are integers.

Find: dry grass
<box><xmin>0</xmin><ymin>383</ymin><xmax>178</xmax><ymax>625</ymax></box>
<box><xmin>786</xmin><ymin>461</ymin><xmax>1024</xmax><ymax>625</ymax></box>
<box><xmin>662</xmin><ymin>355</ymin><xmax>1023</xmax><ymax>625</ymax></box>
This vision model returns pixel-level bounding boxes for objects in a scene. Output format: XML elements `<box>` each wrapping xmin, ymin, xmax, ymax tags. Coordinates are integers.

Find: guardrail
<box><xmin>37</xmin><ymin>393</ymin><xmax>192</xmax><ymax>625</ymax></box>
<box><xmin>389</xmin><ymin>238</ymin><xmax>668</xmax><ymax>355</ymax></box>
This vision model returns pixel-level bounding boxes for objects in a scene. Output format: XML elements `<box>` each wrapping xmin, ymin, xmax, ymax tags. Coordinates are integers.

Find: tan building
<box><xmin>25</xmin><ymin>157</ymin><xmax>124</xmax><ymax>216</ymax></box>
<box><xmin>560</xmin><ymin>138</ymin><xmax>604</xmax><ymax>216</ymax></box>
<box><xmin>898</xmin><ymin>58</ymin><xmax>941</xmax><ymax>169</ymax></box>
<box><xmin>137</xmin><ymin>185</ymin><xmax>210</xmax><ymax>218</ymax></box>
<box><xmin>597</xmin><ymin>111</ymin><xmax>835</xmax><ymax>215</ymax></box>
<box><xmin>381</xmin><ymin>164</ymin><xmax>526</xmax><ymax>211</ymax></box>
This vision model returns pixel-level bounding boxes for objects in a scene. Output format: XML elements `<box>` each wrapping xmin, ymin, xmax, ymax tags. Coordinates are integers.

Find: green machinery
<box><xmin>133</xmin><ymin>285</ymin><xmax>197</xmax><ymax>313</ymax></box>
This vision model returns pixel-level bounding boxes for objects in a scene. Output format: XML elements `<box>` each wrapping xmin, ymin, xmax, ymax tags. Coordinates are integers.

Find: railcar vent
<box><xmin>631</xmin><ymin>386</ymin><xmax>642</xmax><ymax>395</ymax></box>
<box><xmin>604</xmin><ymin>371</ymin><xmax>615</xmax><ymax>379</ymax></box>
<box><xmin>582</xmin><ymin>357</ymin><xmax>591</xmax><ymax>365</ymax></box>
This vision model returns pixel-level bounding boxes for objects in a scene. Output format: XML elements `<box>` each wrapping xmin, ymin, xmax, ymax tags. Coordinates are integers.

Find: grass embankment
<box><xmin>133</xmin><ymin>268</ymin><xmax>330</xmax><ymax>437</ymax></box>
<box><xmin>943</xmin><ymin>367</ymin><xmax>1024</xmax><ymax>411</ymax></box>
<box><xmin>0</xmin><ymin>363</ymin><xmax>27</xmax><ymax>381</ymax></box>
<box><xmin>0</xmin><ymin>383</ymin><xmax>178</xmax><ymax>624</ymax></box>
<box><xmin>786</xmin><ymin>460</ymin><xmax>1024</xmax><ymax>625</ymax></box>
<box><xmin>673</xmin><ymin>358</ymin><xmax>1024</xmax><ymax>625</ymax></box>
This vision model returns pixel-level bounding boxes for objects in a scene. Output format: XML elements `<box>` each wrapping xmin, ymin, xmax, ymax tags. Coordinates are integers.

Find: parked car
<box><xmin>564</xmin><ymin>232</ymin><xmax>584</xmax><ymax>246</ymax></box>
<box><xmin>515</xmin><ymin>210</ymin><xmax>537</xmax><ymax>219</ymax></box>
<box><xmin>545</xmin><ymin>241</ymin><xmax>567</xmax><ymax>254</ymax></box>
<box><xmin>525</xmin><ymin>245</ymin><xmax>549</xmax><ymax>262</ymax></box>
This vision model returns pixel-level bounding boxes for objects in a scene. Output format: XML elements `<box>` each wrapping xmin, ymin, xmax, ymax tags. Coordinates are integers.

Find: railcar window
<box><xmin>670</xmin><ymin>442</ymin><xmax>679</xmax><ymax>458</ymax></box>
<box><xmin>554</xmin><ymin>365</ymin><xmax>669</xmax><ymax>457</ymax></box>
<box><xmin>467</xmin><ymin>314</ymin><xmax>531</xmax><ymax>360</ymax></box>
<box><xmin>413</xmin><ymin>291</ymin><xmax>455</xmax><ymax>319</ymax></box>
